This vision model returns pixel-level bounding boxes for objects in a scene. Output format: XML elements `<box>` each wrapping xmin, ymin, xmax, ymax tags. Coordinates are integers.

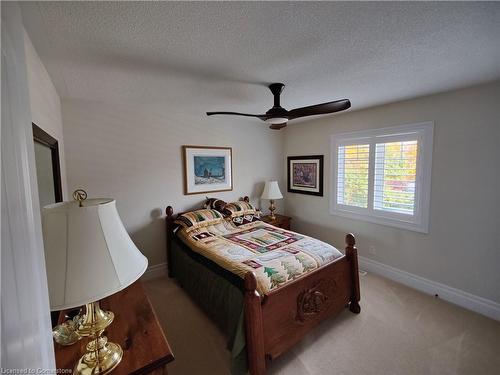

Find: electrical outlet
<box><xmin>368</xmin><ymin>245</ymin><xmax>376</xmax><ymax>255</ymax></box>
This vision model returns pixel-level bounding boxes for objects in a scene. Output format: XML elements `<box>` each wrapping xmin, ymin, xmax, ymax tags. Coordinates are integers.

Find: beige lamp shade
<box><xmin>42</xmin><ymin>198</ymin><xmax>148</xmax><ymax>311</ymax></box>
<box><xmin>261</xmin><ymin>180</ymin><xmax>283</xmax><ymax>200</ymax></box>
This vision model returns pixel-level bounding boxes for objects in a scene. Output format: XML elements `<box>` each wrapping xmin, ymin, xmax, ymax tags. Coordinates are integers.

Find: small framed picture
<box><xmin>183</xmin><ymin>145</ymin><xmax>233</xmax><ymax>195</ymax></box>
<box><xmin>287</xmin><ymin>155</ymin><xmax>324</xmax><ymax>196</ymax></box>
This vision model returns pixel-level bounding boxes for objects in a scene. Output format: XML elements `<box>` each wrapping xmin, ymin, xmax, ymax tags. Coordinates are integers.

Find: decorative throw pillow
<box><xmin>222</xmin><ymin>201</ymin><xmax>256</xmax><ymax>218</ymax></box>
<box><xmin>175</xmin><ymin>209</ymin><xmax>224</xmax><ymax>230</ymax></box>
<box><xmin>222</xmin><ymin>201</ymin><xmax>262</xmax><ymax>226</ymax></box>
<box><xmin>203</xmin><ymin>197</ymin><xmax>227</xmax><ymax>213</ymax></box>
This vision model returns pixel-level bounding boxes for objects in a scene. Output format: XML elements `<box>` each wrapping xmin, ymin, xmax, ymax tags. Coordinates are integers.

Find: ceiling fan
<box><xmin>206</xmin><ymin>83</ymin><xmax>351</xmax><ymax>130</ymax></box>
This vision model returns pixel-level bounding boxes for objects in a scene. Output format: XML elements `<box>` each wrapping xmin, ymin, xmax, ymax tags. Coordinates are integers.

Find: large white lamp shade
<box><xmin>42</xmin><ymin>198</ymin><xmax>148</xmax><ymax>311</ymax></box>
<box><xmin>261</xmin><ymin>180</ymin><xmax>283</xmax><ymax>200</ymax></box>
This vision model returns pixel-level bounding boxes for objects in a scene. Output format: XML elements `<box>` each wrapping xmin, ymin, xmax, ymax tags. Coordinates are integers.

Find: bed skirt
<box><xmin>171</xmin><ymin>237</ymin><xmax>248</xmax><ymax>374</ymax></box>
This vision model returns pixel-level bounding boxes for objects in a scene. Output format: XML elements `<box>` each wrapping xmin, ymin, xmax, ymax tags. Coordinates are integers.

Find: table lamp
<box><xmin>42</xmin><ymin>190</ymin><xmax>148</xmax><ymax>374</ymax></box>
<box><xmin>261</xmin><ymin>180</ymin><xmax>283</xmax><ymax>220</ymax></box>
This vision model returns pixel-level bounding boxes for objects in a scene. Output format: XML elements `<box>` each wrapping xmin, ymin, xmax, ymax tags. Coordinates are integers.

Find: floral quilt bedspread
<box><xmin>177</xmin><ymin>220</ymin><xmax>343</xmax><ymax>294</ymax></box>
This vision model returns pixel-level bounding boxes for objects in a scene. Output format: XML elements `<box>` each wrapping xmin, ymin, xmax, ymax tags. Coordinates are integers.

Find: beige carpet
<box><xmin>144</xmin><ymin>272</ymin><xmax>500</xmax><ymax>375</ymax></box>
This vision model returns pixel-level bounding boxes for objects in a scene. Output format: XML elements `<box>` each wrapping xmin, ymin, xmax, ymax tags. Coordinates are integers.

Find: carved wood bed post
<box><xmin>244</xmin><ymin>272</ymin><xmax>266</xmax><ymax>375</ymax></box>
<box><xmin>345</xmin><ymin>233</ymin><xmax>361</xmax><ymax>314</ymax></box>
<box><xmin>165</xmin><ymin>206</ymin><xmax>174</xmax><ymax>278</ymax></box>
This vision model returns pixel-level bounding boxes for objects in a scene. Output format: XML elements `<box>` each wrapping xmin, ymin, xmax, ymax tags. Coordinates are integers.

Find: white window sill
<box><xmin>330</xmin><ymin>207</ymin><xmax>429</xmax><ymax>233</ymax></box>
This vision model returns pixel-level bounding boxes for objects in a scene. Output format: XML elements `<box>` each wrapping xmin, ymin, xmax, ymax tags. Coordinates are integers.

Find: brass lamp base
<box><xmin>76</xmin><ymin>302</ymin><xmax>114</xmax><ymax>337</ymax></box>
<box><xmin>74</xmin><ymin>336</ymin><xmax>123</xmax><ymax>375</ymax></box>
<box><xmin>269</xmin><ymin>199</ymin><xmax>276</xmax><ymax>220</ymax></box>
<box><xmin>73</xmin><ymin>301</ymin><xmax>123</xmax><ymax>375</ymax></box>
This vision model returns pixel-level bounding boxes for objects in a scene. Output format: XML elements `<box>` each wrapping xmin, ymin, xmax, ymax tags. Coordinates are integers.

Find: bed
<box><xmin>165</xmin><ymin>197</ymin><xmax>360</xmax><ymax>375</ymax></box>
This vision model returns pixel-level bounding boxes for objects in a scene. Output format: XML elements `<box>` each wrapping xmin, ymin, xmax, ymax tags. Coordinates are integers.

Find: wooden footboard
<box><xmin>244</xmin><ymin>234</ymin><xmax>361</xmax><ymax>375</ymax></box>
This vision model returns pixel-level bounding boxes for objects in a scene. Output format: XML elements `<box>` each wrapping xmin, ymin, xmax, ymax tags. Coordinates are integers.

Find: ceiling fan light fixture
<box><xmin>265</xmin><ymin>117</ymin><xmax>288</xmax><ymax>125</ymax></box>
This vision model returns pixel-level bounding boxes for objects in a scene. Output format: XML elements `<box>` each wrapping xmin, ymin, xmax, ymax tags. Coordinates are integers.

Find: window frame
<box><xmin>330</xmin><ymin>122</ymin><xmax>434</xmax><ymax>233</ymax></box>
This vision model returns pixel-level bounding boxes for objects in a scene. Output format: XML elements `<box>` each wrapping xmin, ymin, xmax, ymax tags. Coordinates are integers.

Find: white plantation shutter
<box><xmin>374</xmin><ymin>140</ymin><xmax>418</xmax><ymax>215</ymax></box>
<box><xmin>331</xmin><ymin>122</ymin><xmax>433</xmax><ymax>233</ymax></box>
<box><xmin>337</xmin><ymin>144</ymin><xmax>370</xmax><ymax>208</ymax></box>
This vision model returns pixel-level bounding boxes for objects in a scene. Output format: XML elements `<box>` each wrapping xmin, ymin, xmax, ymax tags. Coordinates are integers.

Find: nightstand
<box><xmin>261</xmin><ymin>213</ymin><xmax>291</xmax><ymax>230</ymax></box>
<box><xmin>55</xmin><ymin>281</ymin><xmax>174</xmax><ymax>374</ymax></box>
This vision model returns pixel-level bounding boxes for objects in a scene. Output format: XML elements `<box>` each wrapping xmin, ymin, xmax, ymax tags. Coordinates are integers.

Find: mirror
<box><xmin>33</xmin><ymin>123</ymin><xmax>63</xmax><ymax>326</ymax></box>
<box><xmin>32</xmin><ymin>123</ymin><xmax>62</xmax><ymax>208</ymax></box>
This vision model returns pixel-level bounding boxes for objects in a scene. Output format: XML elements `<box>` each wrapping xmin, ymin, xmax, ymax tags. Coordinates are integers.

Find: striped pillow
<box><xmin>223</xmin><ymin>201</ymin><xmax>256</xmax><ymax>217</ymax></box>
<box><xmin>175</xmin><ymin>209</ymin><xmax>224</xmax><ymax>230</ymax></box>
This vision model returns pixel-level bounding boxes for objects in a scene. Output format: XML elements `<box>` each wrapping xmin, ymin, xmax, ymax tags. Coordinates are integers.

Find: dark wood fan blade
<box><xmin>287</xmin><ymin>99</ymin><xmax>351</xmax><ymax>119</ymax></box>
<box><xmin>206</xmin><ymin>111</ymin><xmax>268</xmax><ymax>121</ymax></box>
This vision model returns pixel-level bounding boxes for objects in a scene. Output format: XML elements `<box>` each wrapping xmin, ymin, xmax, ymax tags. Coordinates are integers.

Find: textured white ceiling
<box><xmin>21</xmin><ymin>1</ymin><xmax>500</xmax><ymax>119</ymax></box>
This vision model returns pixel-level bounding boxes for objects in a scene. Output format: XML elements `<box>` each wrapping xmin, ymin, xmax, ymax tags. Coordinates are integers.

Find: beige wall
<box><xmin>62</xmin><ymin>99</ymin><xmax>284</xmax><ymax>266</ymax></box>
<box><xmin>24</xmin><ymin>30</ymin><xmax>68</xmax><ymax>199</ymax></box>
<box><xmin>283</xmin><ymin>81</ymin><xmax>500</xmax><ymax>303</ymax></box>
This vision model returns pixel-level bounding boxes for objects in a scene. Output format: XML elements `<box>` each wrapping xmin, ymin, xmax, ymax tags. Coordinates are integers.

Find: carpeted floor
<box><xmin>144</xmin><ymin>272</ymin><xmax>500</xmax><ymax>375</ymax></box>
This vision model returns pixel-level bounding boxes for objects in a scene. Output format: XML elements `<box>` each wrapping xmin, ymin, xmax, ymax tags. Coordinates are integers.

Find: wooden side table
<box><xmin>261</xmin><ymin>213</ymin><xmax>291</xmax><ymax>230</ymax></box>
<box><xmin>55</xmin><ymin>281</ymin><xmax>174</xmax><ymax>374</ymax></box>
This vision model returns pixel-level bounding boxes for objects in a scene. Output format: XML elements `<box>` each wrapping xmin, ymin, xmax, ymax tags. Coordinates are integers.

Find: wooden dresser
<box><xmin>55</xmin><ymin>281</ymin><xmax>174</xmax><ymax>374</ymax></box>
<box><xmin>261</xmin><ymin>213</ymin><xmax>291</xmax><ymax>230</ymax></box>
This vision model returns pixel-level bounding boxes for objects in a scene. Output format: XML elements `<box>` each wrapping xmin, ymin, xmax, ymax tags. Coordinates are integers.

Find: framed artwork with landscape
<box><xmin>183</xmin><ymin>145</ymin><xmax>233</xmax><ymax>195</ymax></box>
<box><xmin>287</xmin><ymin>155</ymin><xmax>324</xmax><ymax>196</ymax></box>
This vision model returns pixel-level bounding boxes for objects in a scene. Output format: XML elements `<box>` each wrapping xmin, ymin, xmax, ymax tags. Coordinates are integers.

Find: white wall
<box><xmin>283</xmin><ymin>81</ymin><xmax>500</xmax><ymax>304</ymax></box>
<box><xmin>24</xmin><ymin>30</ymin><xmax>68</xmax><ymax>199</ymax></box>
<box><xmin>62</xmin><ymin>100</ymin><xmax>284</xmax><ymax>266</ymax></box>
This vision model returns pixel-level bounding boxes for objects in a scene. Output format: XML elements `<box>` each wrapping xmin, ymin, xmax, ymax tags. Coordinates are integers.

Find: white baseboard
<box><xmin>358</xmin><ymin>256</ymin><xmax>500</xmax><ymax>321</ymax></box>
<box><xmin>141</xmin><ymin>262</ymin><xmax>167</xmax><ymax>281</ymax></box>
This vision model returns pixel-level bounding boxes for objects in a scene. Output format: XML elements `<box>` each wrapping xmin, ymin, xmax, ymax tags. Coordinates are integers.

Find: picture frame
<box><xmin>287</xmin><ymin>155</ymin><xmax>324</xmax><ymax>196</ymax></box>
<box><xmin>182</xmin><ymin>145</ymin><xmax>233</xmax><ymax>195</ymax></box>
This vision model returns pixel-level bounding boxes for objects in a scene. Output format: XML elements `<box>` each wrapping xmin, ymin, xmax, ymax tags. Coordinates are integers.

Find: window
<box><xmin>331</xmin><ymin>122</ymin><xmax>434</xmax><ymax>233</ymax></box>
